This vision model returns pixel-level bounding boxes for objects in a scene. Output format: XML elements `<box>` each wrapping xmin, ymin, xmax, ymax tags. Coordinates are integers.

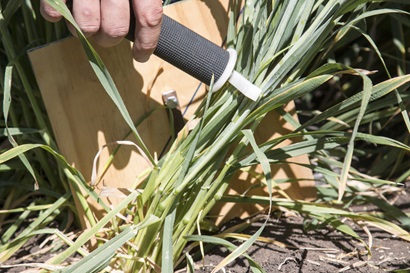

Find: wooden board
<box><xmin>210</xmin><ymin>103</ymin><xmax>317</xmax><ymax>224</ymax></box>
<box><xmin>29</xmin><ymin>0</ymin><xmax>315</xmax><ymax>227</ymax></box>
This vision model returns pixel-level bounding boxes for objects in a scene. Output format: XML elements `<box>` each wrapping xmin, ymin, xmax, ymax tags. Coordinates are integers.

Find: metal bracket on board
<box><xmin>162</xmin><ymin>90</ymin><xmax>185</xmax><ymax>136</ymax></box>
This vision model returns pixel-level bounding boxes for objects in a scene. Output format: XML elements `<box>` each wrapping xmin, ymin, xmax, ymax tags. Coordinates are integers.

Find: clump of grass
<box><xmin>1</xmin><ymin>0</ymin><xmax>410</xmax><ymax>272</ymax></box>
<box><xmin>0</xmin><ymin>0</ymin><xmax>80</xmax><ymax>263</ymax></box>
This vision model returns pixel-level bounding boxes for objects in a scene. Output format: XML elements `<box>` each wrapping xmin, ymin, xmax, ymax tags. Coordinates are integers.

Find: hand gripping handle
<box><xmin>126</xmin><ymin>6</ymin><xmax>236</xmax><ymax>91</ymax></box>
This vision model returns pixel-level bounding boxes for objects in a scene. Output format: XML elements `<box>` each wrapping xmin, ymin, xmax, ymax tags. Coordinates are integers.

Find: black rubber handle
<box><xmin>126</xmin><ymin>8</ymin><xmax>230</xmax><ymax>86</ymax></box>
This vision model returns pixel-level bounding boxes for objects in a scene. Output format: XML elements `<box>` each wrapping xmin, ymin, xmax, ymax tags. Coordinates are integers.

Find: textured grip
<box><xmin>126</xmin><ymin>11</ymin><xmax>230</xmax><ymax>86</ymax></box>
<box><xmin>154</xmin><ymin>15</ymin><xmax>230</xmax><ymax>85</ymax></box>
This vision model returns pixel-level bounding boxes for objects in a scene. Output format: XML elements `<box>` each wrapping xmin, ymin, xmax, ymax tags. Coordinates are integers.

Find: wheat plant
<box><xmin>1</xmin><ymin>0</ymin><xmax>410</xmax><ymax>272</ymax></box>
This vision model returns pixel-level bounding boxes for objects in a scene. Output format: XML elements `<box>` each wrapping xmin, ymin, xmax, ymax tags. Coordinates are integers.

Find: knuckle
<box><xmin>78</xmin><ymin>23</ymin><xmax>100</xmax><ymax>34</ymax></box>
<box><xmin>77</xmin><ymin>19</ymin><xmax>100</xmax><ymax>34</ymax></box>
<box><xmin>105</xmin><ymin>26</ymin><xmax>129</xmax><ymax>38</ymax></box>
<box><xmin>137</xmin><ymin>6</ymin><xmax>163</xmax><ymax>28</ymax></box>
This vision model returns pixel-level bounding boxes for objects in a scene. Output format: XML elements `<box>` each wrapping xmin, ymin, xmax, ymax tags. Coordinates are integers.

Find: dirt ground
<box><xmin>1</xmin><ymin>186</ymin><xmax>410</xmax><ymax>273</ymax></box>
<box><xmin>183</xmin><ymin>183</ymin><xmax>410</xmax><ymax>273</ymax></box>
<box><xmin>184</xmin><ymin>215</ymin><xmax>410</xmax><ymax>273</ymax></box>
<box><xmin>2</xmin><ymin>214</ymin><xmax>409</xmax><ymax>273</ymax></box>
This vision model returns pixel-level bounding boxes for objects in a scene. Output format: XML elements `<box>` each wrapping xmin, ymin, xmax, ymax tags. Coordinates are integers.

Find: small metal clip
<box><xmin>162</xmin><ymin>90</ymin><xmax>185</xmax><ymax>136</ymax></box>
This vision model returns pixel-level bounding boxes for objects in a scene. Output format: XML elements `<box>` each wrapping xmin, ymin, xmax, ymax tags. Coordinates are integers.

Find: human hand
<box><xmin>40</xmin><ymin>0</ymin><xmax>163</xmax><ymax>62</ymax></box>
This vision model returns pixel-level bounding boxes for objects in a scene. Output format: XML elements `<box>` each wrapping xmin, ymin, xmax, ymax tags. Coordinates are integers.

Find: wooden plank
<box><xmin>210</xmin><ymin>102</ymin><xmax>317</xmax><ymax>224</ymax></box>
<box><xmin>28</xmin><ymin>0</ymin><xmax>315</xmax><ymax>227</ymax></box>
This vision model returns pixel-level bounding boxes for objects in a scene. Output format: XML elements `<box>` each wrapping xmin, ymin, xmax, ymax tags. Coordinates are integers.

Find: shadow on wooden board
<box><xmin>28</xmin><ymin>0</ymin><xmax>316</xmax><ymax>228</ymax></box>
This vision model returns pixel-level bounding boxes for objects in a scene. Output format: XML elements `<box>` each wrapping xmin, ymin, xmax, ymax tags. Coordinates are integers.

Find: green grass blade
<box><xmin>3</xmin><ymin>65</ymin><xmax>39</xmax><ymax>189</ymax></box>
<box><xmin>362</xmin><ymin>196</ymin><xmax>410</xmax><ymax>228</ymax></box>
<box><xmin>0</xmin><ymin>144</ymin><xmax>43</xmax><ymax>164</ymax></box>
<box><xmin>185</xmin><ymin>252</ymin><xmax>195</xmax><ymax>273</ymax></box>
<box><xmin>299</xmin><ymin>75</ymin><xmax>410</xmax><ymax>131</ymax></box>
<box><xmin>243</xmin><ymin>130</ymin><xmax>289</xmax><ymax>199</ymax></box>
<box><xmin>0</xmin><ymin>139</ymin><xmax>110</xmax><ymax>217</ymax></box>
<box><xmin>186</xmin><ymin>235</ymin><xmax>266</xmax><ymax>273</ymax></box>
<box><xmin>47</xmin><ymin>189</ymin><xmax>143</xmax><ymax>265</ymax></box>
<box><xmin>210</xmin><ymin>130</ymin><xmax>272</xmax><ymax>273</ymax></box>
<box><xmin>0</xmin><ymin>2</ymin><xmax>55</xmax><ymax>148</ymax></box>
<box><xmin>338</xmin><ymin>72</ymin><xmax>372</xmax><ymax>201</ymax></box>
<box><xmin>59</xmin><ymin>215</ymin><xmax>160</xmax><ymax>273</ymax></box>
<box><xmin>308</xmin><ymin>213</ymin><xmax>368</xmax><ymax>250</ymax></box>
<box><xmin>1</xmin><ymin>204</ymin><xmax>32</xmax><ymax>244</ymax></box>
<box><xmin>221</xmin><ymin>196</ymin><xmax>410</xmax><ymax>242</ymax></box>
<box><xmin>27</xmin><ymin>228</ymin><xmax>88</xmax><ymax>256</ymax></box>
<box><xmin>0</xmin><ymin>128</ymin><xmax>40</xmax><ymax>136</ymax></box>
<box><xmin>2</xmin><ymin>0</ymin><xmax>22</xmax><ymax>24</ymax></box>
<box><xmin>162</xmin><ymin>87</ymin><xmax>214</xmax><ymax>273</ymax></box>
<box><xmin>249</xmin><ymin>74</ymin><xmax>333</xmax><ymax>123</ymax></box>
<box><xmin>0</xmin><ymin>193</ymin><xmax>70</xmax><ymax>262</ymax></box>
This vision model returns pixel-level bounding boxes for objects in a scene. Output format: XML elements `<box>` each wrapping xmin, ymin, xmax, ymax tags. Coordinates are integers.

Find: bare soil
<box><xmin>2</xmin><ymin>185</ymin><xmax>410</xmax><ymax>273</ymax></box>
<box><xmin>181</xmin><ymin>183</ymin><xmax>410</xmax><ymax>273</ymax></box>
<box><xmin>186</xmin><ymin>215</ymin><xmax>410</xmax><ymax>273</ymax></box>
